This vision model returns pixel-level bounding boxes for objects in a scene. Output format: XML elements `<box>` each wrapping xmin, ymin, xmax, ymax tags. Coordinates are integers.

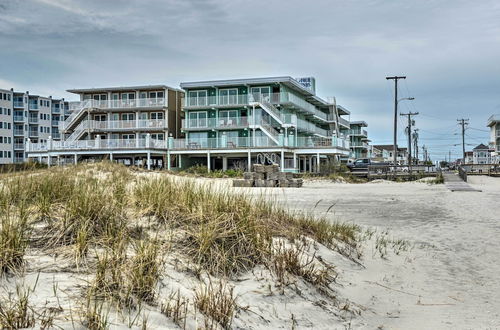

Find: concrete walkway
<box><xmin>443</xmin><ymin>172</ymin><xmax>482</xmax><ymax>192</ymax></box>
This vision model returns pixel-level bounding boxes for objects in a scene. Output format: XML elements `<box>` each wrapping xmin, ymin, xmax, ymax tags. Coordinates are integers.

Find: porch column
<box><xmin>47</xmin><ymin>154</ymin><xmax>51</xmax><ymax>167</ymax></box>
<box><xmin>38</xmin><ymin>156</ymin><xmax>42</xmax><ymax>163</ymax></box>
<box><xmin>247</xmin><ymin>150</ymin><xmax>251</xmax><ymax>171</ymax></box>
<box><xmin>207</xmin><ymin>151</ymin><xmax>211</xmax><ymax>172</ymax></box>
<box><xmin>280</xmin><ymin>150</ymin><xmax>285</xmax><ymax>172</ymax></box>
<box><xmin>167</xmin><ymin>152</ymin><xmax>171</xmax><ymax>170</ymax></box>
<box><xmin>293</xmin><ymin>152</ymin><xmax>297</xmax><ymax>171</ymax></box>
<box><xmin>222</xmin><ymin>156</ymin><xmax>228</xmax><ymax>171</ymax></box>
<box><xmin>110</xmin><ymin>153</ymin><xmax>113</xmax><ymax>161</ymax></box>
<box><xmin>309</xmin><ymin>156</ymin><xmax>313</xmax><ymax>173</ymax></box>
<box><xmin>74</xmin><ymin>153</ymin><xmax>77</xmax><ymax>165</ymax></box>
<box><xmin>316</xmin><ymin>152</ymin><xmax>320</xmax><ymax>173</ymax></box>
<box><xmin>147</xmin><ymin>152</ymin><xmax>151</xmax><ymax>170</ymax></box>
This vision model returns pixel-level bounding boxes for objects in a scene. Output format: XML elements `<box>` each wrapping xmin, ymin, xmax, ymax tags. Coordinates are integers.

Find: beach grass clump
<box><xmin>0</xmin><ymin>285</ymin><xmax>36</xmax><ymax>329</ymax></box>
<box><xmin>195</xmin><ymin>279</ymin><xmax>236</xmax><ymax>330</ymax></box>
<box><xmin>160</xmin><ymin>290</ymin><xmax>189</xmax><ymax>328</ymax></box>
<box><xmin>0</xmin><ymin>205</ymin><xmax>31</xmax><ymax>274</ymax></box>
<box><xmin>128</xmin><ymin>239</ymin><xmax>163</xmax><ymax>303</ymax></box>
<box><xmin>270</xmin><ymin>240</ymin><xmax>336</xmax><ymax>289</ymax></box>
<box><xmin>134</xmin><ymin>176</ymin><xmax>361</xmax><ymax>277</ymax></box>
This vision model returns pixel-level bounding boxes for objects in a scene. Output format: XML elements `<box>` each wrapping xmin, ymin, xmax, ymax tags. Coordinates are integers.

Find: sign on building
<box><xmin>295</xmin><ymin>77</ymin><xmax>316</xmax><ymax>93</ymax></box>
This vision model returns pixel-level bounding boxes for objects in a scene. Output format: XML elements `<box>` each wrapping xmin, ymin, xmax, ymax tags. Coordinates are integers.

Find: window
<box><xmin>188</xmin><ymin>111</ymin><xmax>207</xmax><ymax>128</ymax></box>
<box><xmin>219</xmin><ymin>89</ymin><xmax>238</xmax><ymax>105</ymax></box>
<box><xmin>188</xmin><ymin>90</ymin><xmax>207</xmax><ymax>106</ymax></box>
<box><xmin>250</xmin><ymin>86</ymin><xmax>270</xmax><ymax>102</ymax></box>
<box><xmin>151</xmin><ymin>112</ymin><xmax>164</xmax><ymax>120</ymax></box>
<box><xmin>151</xmin><ymin>133</ymin><xmax>164</xmax><ymax>140</ymax></box>
<box><xmin>121</xmin><ymin>113</ymin><xmax>134</xmax><ymax>121</ymax></box>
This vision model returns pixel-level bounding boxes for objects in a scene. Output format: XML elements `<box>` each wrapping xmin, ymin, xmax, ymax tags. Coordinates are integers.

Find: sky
<box><xmin>1</xmin><ymin>0</ymin><xmax>499</xmax><ymax>161</ymax></box>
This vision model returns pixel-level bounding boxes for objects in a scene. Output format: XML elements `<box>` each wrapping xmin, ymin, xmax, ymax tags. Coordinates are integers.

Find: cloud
<box><xmin>0</xmin><ymin>0</ymin><xmax>498</xmax><ymax>159</ymax></box>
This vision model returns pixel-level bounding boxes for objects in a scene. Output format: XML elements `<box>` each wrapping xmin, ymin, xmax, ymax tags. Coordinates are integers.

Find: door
<box><xmin>251</xmin><ymin>87</ymin><xmax>270</xmax><ymax>102</ymax></box>
<box><xmin>188</xmin><ymin>111</ymin><xmax>207</xmax><ymax>128</ymax></box>
<box><xmin>219</xmin><ymin>89</ymin><xmax>238</xmax><ymax>105</ymax></box>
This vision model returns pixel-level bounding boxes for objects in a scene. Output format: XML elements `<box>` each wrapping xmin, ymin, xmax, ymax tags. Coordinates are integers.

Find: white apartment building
<box><xmin>487</xmin><ymin>115</ymin><xmax>500</xmax><ymax>163</ymax></box>
<box><xmin>0</xmin><ymin>87</ymin><xmax>69</xmax><ymax>164</ymax></box>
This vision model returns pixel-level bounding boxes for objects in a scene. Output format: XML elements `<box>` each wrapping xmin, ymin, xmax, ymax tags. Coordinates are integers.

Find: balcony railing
<box><xmin>69</xmin><ymin>98</ymin><xmax>166</xmax><ymax>111</ymax></box>
<box><xmin>28</xmin><ymin>117</ymin><xmax>38</xmax><ymax>124</ymax></box>
<box><xmin>28</xmin><ymin>136</ymin><xmax>350</xmax><ymax>153</ymax></box>
<box><xmin>52</xmin><ymin>133</ymin><xmax>61</xmax><ymax>139</ymax></box>
<box><xmin>92</xmin><ymin>119</ymin><xmax>166</xmax><ymax>130</ymax></box>
<box><xmin>184</xmin><ymin>92</ymin><xmax>330</xmax><ymax>122</ymax></box>
<box><xmin>52</xmin><ymin>120</ymin><xmax>60</xmax><ymax>126</ymax></box>
<box><xmin>13</xmin><ymin>116</ymin><xmax>24</xmax><ymax>122</ymax></box>
<box><xmin>182</xmin><ymin>117</ymin><xmax>249</xmax><ymax>130</ymax></box>
<box><xmin>14</xmin><ymin>129</ymin><xmax>24</xmax><ymax>136</ymax></box>
<box><xmin>29</xmin><ymin>103</ymin><xmax>39</xmax><ymax>110</ymax></box>
<box><xmin>14</xmin><ymin>101</ymin><xmax>24</xmax><ymax>108</ymax></box>
<box><xmin>51</xmin><ymin>107</ymin><xmax>61</xmax><ymax>114</ymax></box>
<box><xmin>14</xmin><ymin>157</ymin><xmax>24</xmax><ymax>163</ymax></box>
<box><xmin>29</xmin><ymin>130</ymin><xmax>39</xmax><ymax>137</ymax></box>
<box><xmin>14</xmin><ymin>143</ymin><xmax>24</xmax><ymax>150</ymax></box>
<box><xmin>296</xmin><ymin>117</ymin><xmax>329</xmax><ymax>136</ymax></box>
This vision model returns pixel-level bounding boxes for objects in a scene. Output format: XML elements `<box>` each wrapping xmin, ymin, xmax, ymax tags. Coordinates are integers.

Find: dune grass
<box><xmin>0</xmin><ymin>162</ymin><xmax>363</xmax><ymax>328</ymax></box>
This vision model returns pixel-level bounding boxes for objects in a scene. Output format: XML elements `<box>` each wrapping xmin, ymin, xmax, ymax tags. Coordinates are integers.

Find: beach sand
<box><xmin>238</xmin><ymin>175</ymin><xmax>500</xmax><ymax>329</ymax></box>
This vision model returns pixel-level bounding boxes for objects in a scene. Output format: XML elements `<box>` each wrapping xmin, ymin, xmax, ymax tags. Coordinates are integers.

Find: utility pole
<box><xmin>400</xmin><ymin>111</ymin><xmax>419</xmax><ymax>169</ymax></box>
<box><xmin>386</xmin><ymin>76</ymin><xmax>406</xmax><ymax>165</ymax></box>
<box><xmin>457</xmin><ymin>118</ymin><xmax>469</xmax><ymax>164</ymax></box>
<box><xmin>412</xmin><ymin>128</ymin><xmax>419</xmax><ymax>164</ymax></box>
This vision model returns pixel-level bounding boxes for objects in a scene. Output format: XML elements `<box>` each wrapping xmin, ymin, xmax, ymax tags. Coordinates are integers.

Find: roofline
<box><xmin>180</xmin><ymin>76</ymin><xmax>315</xmax><ymax>97</ymax></box>
<box><xmin>67</xmin><ymin>84</ymin><xmax>183</xmax><ymax>94</ymax></box>
<box><xmin>349</xmin><ymin>120</ymin><xmax>368</xmax><ymax>127</ymax></box>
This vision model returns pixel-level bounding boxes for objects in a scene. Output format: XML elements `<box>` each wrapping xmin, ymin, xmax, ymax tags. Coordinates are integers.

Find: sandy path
<box><xmin>239</xmin><ymin>176</ymin><xmax>500</xmax><ymax>329</ymax></box>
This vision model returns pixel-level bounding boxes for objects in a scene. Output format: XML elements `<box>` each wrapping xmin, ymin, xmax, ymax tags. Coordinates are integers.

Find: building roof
<box><xmin>67</xmin><ymin>84</ymin><xmax>182</xmax><ymax>94</ymax></box>
<box><xmin>180</xmin><ymin>76</ymin><xmax>315</xmax><ymax>95</ymax></box>
<box><xmin>349</xmin><ymin>120</ymin><xmax>368</xmax><ymax>127</ymax></box>
<box><xmin>487</xmin><ymin>114</ymin><xmax>500</xmax><ymax>127</ymax></box>
<box><xmin>473</xmin><ymin>143</ymin><xmax>489</xmax><ymax>150</ymax></box>
<box><xmin>372</xmin><ymin>144</ymin><xmax>406</xmax><ymax>152</ymax></box>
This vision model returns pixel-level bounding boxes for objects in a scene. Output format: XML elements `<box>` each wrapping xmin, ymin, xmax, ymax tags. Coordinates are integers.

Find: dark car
<box><xmin>347</xmin><ymin>158</ymin><xmax>390</xmax><ymax>171</ymax></box>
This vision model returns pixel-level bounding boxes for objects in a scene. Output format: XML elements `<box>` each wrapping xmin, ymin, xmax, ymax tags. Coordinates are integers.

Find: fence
<box><xmin>366</xmin><ymin>164</ymin><xmax>438</xmax><ymax>180</ymax></box>
<box><xmin>458</xmin><ymin>166</ymin><xmax>468</xmax><ymax>182</ymax></box>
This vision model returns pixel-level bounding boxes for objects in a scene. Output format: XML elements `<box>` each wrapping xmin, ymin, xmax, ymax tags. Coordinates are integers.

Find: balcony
<box><xmin>296</xmin><ymin>117</ymin><xmax>329</xmax><ymax>137</ymax></box>
<box><xmin>51</xmin><ymin>107</ymin><xmax>61</xmax><ymax>114</ymax></box>
<box><xmin>52</xmin><ymin>133</ymin><xmax>61</xmax><ymax>139</ymax></box>
<box><xmin>28</xmin><ymin>136</ymin><xmax>350</xmax><ymax>153</ymax></box>
<box><xmin>14</xmin><ymin>143</ymin><xmax>24</xmax><ymax>150</ymax></box>
<box><xmin>183</xmin><ymin>92</ymin><xmax>330</xmax><ymax>122</ymax></box>
<box><xmin>28</xmin><ymin>117</ymin><xmax>39</xmax><ymax>124</ymax></box>
<box><xmin>29</xmin><ymin>130</ymin><xmax>39</xmax><ymax>137</ymax></box>
<box><xmin>69</xmin><ymin>98</ymin><xmax>166</xmax><ymax>112</ymax></box>
<box><xmin>14</xmin><ymin>157</ymin><xmax>24</xmax><ymax>164</ymax></box>
<box><xmin>14</xmin><ymin>101</ymin><xmax>24</xmax><ymax>108</ymax></box>
<box><xmin>13</xmin><ymin>115</ymin><xmax>24</xmax><ymax>122</ymax></box>
<box><xmin>182</xmin><ymin>117</ymin><xmax>249</xmax><ymax>130</ymax></box>
<box><xmin>91</xmin><ymin>119</ymin><xmax>166</xmax><ymax>131</ymax></box>
<box><xmin>14</xmin><ymin>129</ymin><xmax>24</xmax><ymax>136</ymax></box>
<box><xmin>349</xmin><ymin>129</ymin><xmax>367</xmax><ymax>137</ymax></box>
<box><xmin>29</xmin><ymin>103</ymin><xmax>39</xmax><ymax>110</ymax></box>
<box><xmin>52</xmin><ymin>120</ymin><xmax>60</xmax><ymax>126</ymax></box>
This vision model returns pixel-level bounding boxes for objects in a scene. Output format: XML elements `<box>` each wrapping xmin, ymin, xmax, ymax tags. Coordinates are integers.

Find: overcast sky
<box><xmin>1</xmin><ymin>0</ymin><xmax>499</xmax><ymax>160</ymax></box>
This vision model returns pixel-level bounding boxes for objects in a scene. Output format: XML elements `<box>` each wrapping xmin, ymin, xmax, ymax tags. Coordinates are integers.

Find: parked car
<box><xmin>347</xmin><ymin>158</ymin><xmax>391</xmax><ymax>171</ymax></box>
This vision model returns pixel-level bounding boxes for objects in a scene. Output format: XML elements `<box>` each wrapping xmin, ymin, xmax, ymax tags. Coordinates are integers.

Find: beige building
<box><xmin>28</xmin><ymin>85</ymin><xmax>184</xmax><ymax>167</ymax></box>
<box><xmin>487</xmin><ymin>115</ymin><xmax>500</xmax><ymax>163</ymax></box>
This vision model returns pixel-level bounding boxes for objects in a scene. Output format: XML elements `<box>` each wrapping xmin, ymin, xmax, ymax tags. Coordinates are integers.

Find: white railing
<box><xmin>27</xmin><ymin>136</ymin><xmax>350</xmax><ymax>152</ymax></box>
<box><xmin>62</xmin><ymin>98</ymin><xmax>166</xmax><ymax>131</ymax></box>
<box><xmin>184</xmin><ymin>92</ymin><xmax>329</xmax><ymax>122</ymax></box>
<box><xmin>29</xmin><ymin>138</ymin><xmax>166</xmax><ymax>152</ymax></box>
<box><xmin>296</xmin><ymin>117</ymin><xmax>329</xmax><ymax>136</ymax></box>
<box><xmin>92</xmin><ymin>119</ymin><xmax>166</xmax><ymax>130</ymax></box>
<box><xmin>173</xmin><ymin>136</ymin><xmax>277</xmax><ymax>150</ymax></box>
<box><xmin>182</xmin><ymin>117</ymin><xmax>249</xmax><ymax>129</ymax></box>
<box><xmin>296</xmin><ymin>136</ymin><xmax>349</xmax><ymax>149</ymax></box>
